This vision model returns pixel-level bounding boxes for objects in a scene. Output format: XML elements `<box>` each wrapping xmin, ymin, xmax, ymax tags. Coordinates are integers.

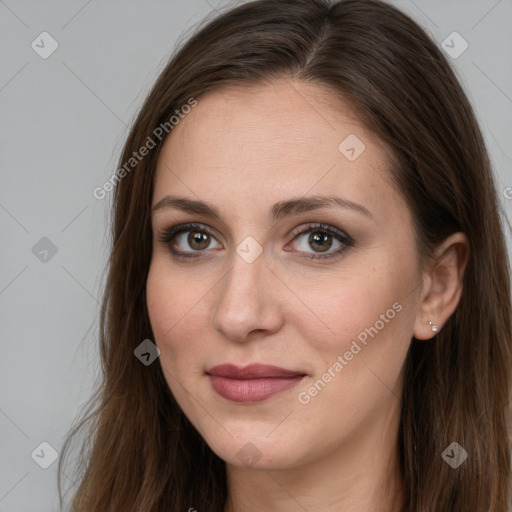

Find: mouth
<box><xmin>206</xmin><ymin>363</ymin><xmax>307</xmax><ymax>403</ymax></box>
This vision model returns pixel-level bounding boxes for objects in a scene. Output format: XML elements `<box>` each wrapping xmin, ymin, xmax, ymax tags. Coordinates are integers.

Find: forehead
<box><xmin>164</xmin><ymin>79</ymin><xmax>373</xmax><ymax>164</ymax></box>
<box><xmin>153</xmin><ymin>79</ymin><xmax>404</xmax><ymax>226</ymax></box>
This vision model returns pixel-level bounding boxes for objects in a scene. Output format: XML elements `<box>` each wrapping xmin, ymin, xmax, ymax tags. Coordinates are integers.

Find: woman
<box><xmin>59</xmin><ymin>0</ymin><xmax>512</xmax><ymax>510</ymax></box>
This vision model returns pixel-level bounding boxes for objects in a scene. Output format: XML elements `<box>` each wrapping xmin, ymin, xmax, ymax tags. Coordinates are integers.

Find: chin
<box><xmin>206</xmin><ymin>434</ymin><xmax>306</xmax><ymax>470</ymax></box>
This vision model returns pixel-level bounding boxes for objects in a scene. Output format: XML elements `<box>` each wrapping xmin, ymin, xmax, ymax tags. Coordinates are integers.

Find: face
<box><xmin>146</xmin><ymin>78</ymin><xmax>423</xmax><ymax>470</ymax></box>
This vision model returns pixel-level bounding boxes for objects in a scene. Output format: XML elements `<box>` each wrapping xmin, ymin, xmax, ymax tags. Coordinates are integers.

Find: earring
<box><xmin>429</xmin><ymin>321</ymin><xmax>438</xmax><ymax>332</ymax></box>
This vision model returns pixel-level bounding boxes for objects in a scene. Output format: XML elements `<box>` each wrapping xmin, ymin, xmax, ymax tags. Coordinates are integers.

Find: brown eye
<box><xmin>175</xmin><ymin>229</ymin><xmax>221</xmax><ymax>253</ymax></box>
<box><xmin>287</xmin><ymin>223</ymin><xmax>354</xmax><ymax>261</ymax></box>
<box><xmin>188</xmin><ymin>231</ymin><xmax>211</xmax><ymax>250</ymax></box>
<box><xmin>308</xmin><ymin>231</ymin><xmax>332</xmax><ymax>252</ymax></box>
<box><xmin>159</xmin><ymin>222</ymin><xmax>353</xmax><ymax>262</ymax></box>
<box><xmin>158</xmin><ymin>223</ymin><xmax>222</xmax><ymax>258</ymax></box>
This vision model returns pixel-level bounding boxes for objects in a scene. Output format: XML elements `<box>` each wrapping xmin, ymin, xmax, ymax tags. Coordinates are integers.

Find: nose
<box><xmin>210</xmin><ymin>249</ymin><xmax>284</xmax><ymax>342</ymax></box>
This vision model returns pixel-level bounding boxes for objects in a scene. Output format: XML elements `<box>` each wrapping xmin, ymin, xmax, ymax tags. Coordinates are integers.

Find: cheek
<box><xmin>291</xmin><ymin>262</ymin><xmax>408</xmax><ymax>358</ymax></box>
<box><xmin>292</xmin><ymin>267</ymin><xmax>413</xmax><ymax>424</ymax></box>
<box><xmin>146</xmin><ymin>262</ymin><xmax>176</xmax><ymax>341</ymax></box>
<box><xmin>146</xmin><ymin>258</ymin><xmax>207</xmax><ymax>362</ymax></box>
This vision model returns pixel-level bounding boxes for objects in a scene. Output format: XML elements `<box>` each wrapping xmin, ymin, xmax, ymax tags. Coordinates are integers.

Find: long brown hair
<box><xmin>58</xmin><ymin>0</ymin><xmax>512</xmax><ymax>510</ymax></box>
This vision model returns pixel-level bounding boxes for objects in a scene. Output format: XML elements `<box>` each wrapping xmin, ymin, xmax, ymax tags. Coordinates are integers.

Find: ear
<box><xmin>413</xmin><ymin>232</ymin><xmax>470</xmax><ymax>340</ymax></box>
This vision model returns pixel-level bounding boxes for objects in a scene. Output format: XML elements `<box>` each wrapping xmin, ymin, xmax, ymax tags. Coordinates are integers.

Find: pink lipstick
<box><xmin>207</xmin><ymin>363</ymin><xmax>306</xmax><ymax>403</ymax></box>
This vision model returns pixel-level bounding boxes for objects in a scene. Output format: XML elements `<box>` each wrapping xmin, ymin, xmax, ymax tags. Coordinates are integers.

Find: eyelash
<box><xmin>156</xmin><ymin>222</ymin><xmax>354</xmax><ymax>261</ymax></box>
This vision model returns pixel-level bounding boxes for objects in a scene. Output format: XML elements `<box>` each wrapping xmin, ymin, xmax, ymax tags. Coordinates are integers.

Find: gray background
<box><xmin>0</xmin><ymin>0</ymin><xmax>511</xmax><ymax>510</ymax></box>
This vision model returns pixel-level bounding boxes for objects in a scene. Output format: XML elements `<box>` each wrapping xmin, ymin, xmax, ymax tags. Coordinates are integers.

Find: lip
<box><xmin>207</xmin><ymin>363</ymin><xmax>305</xmax><ymax>379</ymax></box>
<box><xmin>207</xmin><ymin>364</ymin><xmax>307</xmax><ymax>403</ymax></box>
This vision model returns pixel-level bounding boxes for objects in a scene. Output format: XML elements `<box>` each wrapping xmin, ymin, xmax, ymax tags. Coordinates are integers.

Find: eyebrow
<box><xmin>151</xmin><ymin>194</ymin><xmax>373</xmax><ymax>222</ymax></box>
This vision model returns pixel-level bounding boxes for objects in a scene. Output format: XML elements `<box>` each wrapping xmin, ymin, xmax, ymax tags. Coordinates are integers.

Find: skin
<box><xmin>146</xmin><ymin>78</ymin><xmax>469</xmax><ymax>512</ymax></box>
